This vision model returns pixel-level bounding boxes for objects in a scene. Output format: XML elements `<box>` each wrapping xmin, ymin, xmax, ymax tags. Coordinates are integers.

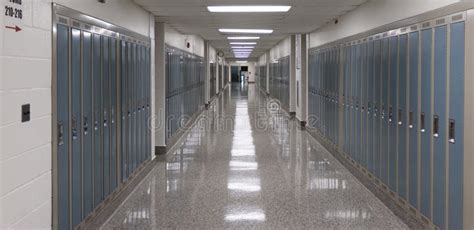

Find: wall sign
<box><xmin>4</xmin><ymin>0</ymin><xmax>23</xmax><ymax>32</ymax></box>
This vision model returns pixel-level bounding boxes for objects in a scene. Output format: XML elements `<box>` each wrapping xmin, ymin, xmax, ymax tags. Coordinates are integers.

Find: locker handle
<box><xmin>57</xmin><ymin>122</ymin><xmax>64</xmax><ymax>146</ymax></box>
<box><xmin>409</xmin><ymin>111</ymin><xmax>414</xmax><ymax>129</ymax></box>
<box><xmin>72</xmin><ymin>117</ymin><xmax>78</xmax><ymax>140</ymax></box>
<box><xmin>398</xmin><ymin>109</ymin><xmax>403</xmax><ymax>126</ymax></box>
<box><xmin>83</xmin><ymin>117</ymin><xmax>89</xmax><ymax>135</ymax></box>
<box><xmin>433</xmin><ymin>115</ymin><xmax>439</xmax><ymax>138</ymax></box>
<box><xmin>388</xmin><ymin>106</ymin><xmax>393</xmax><ymax>122</ymax></box>
<box><xmin>449</xmin><ymin>119</ymin><xmax>456</xmax><ymax>144</ymax></box>
<box><xmin>94</xmin><ymin>120</ymin><xmax>99</xmax><ymax>131</ymax></box>
<box><xmin>420</xmin><ymin>113</ymin><xmax>426</xmax><ymax>133</ymax></box>
<box><xmin>381</xmin><ymin>106</ymin><xmax>385</xmax><ymax>119</ymax></box>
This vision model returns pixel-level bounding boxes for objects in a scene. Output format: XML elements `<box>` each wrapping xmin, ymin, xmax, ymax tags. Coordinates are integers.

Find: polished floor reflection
<box><xmin>102</xmin><ymin>83</ymin><xmax>407</xmax><ymax>229</ymax></box>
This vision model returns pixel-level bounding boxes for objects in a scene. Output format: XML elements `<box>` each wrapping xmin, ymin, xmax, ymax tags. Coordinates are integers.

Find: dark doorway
<box><xmin>231</xmin><ymin>66</ymin><xmax>240</xmax><ymax>82</ymax></box>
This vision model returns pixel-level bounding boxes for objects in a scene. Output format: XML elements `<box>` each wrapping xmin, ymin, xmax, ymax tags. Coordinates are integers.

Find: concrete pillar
<box><xmin>205</xmin><ymin>41</ymin><xmax>210</xmax><ymax>104</ymax></box>
<box><xmin>298</xmin><ymin>34</ymin><xmax>308</xmax><ymax>125</ymax></box>
<box><xmin>154</xmin><ymin>22</ymin><xmax>166</xmax><ymax>153</ymax></box>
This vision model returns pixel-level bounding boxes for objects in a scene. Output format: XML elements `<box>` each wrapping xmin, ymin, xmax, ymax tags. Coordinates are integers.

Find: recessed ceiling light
<box><xmin>208</xmin><ymin>6</ymin><xmax>291</xmax><ymax>13</ymax></box>
<box><xmin>228</xmin><ymin>36</ymin><xmax>260</xmax><ymax>40</ymax></box>
<box><xmin>236</xmin><ymin>61</ymin><xmax>248</xmax><ymax>63</ymax></box>
<box><xmin>230</xmin><ymin>42</ymin><xmax>257</xmax><ymax>45</ymax></box>
<box><xmin>219</xmin><ymin>29</ymin><xmax>273</xmax><ymax>34</ymax></box>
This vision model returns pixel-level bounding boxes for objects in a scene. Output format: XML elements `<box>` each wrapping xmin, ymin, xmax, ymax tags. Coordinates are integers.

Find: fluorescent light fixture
<box><xmin>230</xmin><ymin>42</ymin><xmax>257</xmax><ymax>45</ymax></box>
<box><xmin>219</xmin><ymin>28</ymin><xmax>273</xmax><ymax>34</ymax></box>
<box><xmin>233</xmin><ymin>51</ymin><xmax>252</xmax><ymax>54</ymax></box>
<box><xmin>236</xmin><ymin>61</ymin><xmax>248</xmax><ymax>64</ymax></box>
<box><xmin>228</xmin><ymin>36</ymin><xmax>260</xmax><ymax>40</ymax></box>
<box><xmin>208</xmin><ymin>6</ymin><xmax>291</xmax><ymax>13</ymax></box>
<box><xmin>231</xmin><ymin>46</ymin><xmax>254</xmax><ymax>49</ymax></box>
<box><xmin>233</xmin><ymin>49</ymin><xmax>253</xmax><ymax>52</ymax></box>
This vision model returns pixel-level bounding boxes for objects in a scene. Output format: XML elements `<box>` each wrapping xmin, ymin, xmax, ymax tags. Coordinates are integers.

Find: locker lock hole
<box><xmin>21</xmin><ymin>104</ymin><xmax>30</xmax><ymax>122</ymax></box>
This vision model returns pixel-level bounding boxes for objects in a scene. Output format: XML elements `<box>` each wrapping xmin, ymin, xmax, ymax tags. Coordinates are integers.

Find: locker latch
<box><xmin>57</xmin><ymin>122</ymin><xmax>64</xmax><ymax>146</ymax></box>
<box><xmin>398</xmin><ymin>109</ymin><xmax>403</xmax><ymax>126</ymax></box>
<box><xmin>388</xmin><ymin>106</ymin><xmax>393</xmax><ymax>122</ymax></box>
<box><xmin>103</xmin><ymin>111</ymin><xmax>108</xmax><ymax>127</ymax></box>
<box><xmin>83</xmin><ymin>117</ymin><xmax>89</xmax><ymax>135</ymax></box>
<box><xmin>449</xmin><ymin>119</ymin><xmax>456</xmax><ymax>144</ymax></box>
<box><xmin>433</xmin><ymin>115</ymin><xmax>439</xmax><ymax>138</ymax></box>
<box><xmin>409</xmin><ymin>111</ymin><xmax>414</xmax><ymax>129</ymax></box>
<box><xmin>420</xmin><ymin>113</ymin><xmax>426</xmax><ymax>133</ymax></box>
<box><xmin>72</xmin><ymin>116</ymin><xmax>78</xmax><ymax>140</ymax></box>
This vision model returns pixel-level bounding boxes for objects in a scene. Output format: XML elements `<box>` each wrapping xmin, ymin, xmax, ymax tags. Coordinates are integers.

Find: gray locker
<box><xmin>102</xmin><ymin>36</ymin><xmax>110</xmax><ymax>196</ymax></box>
<box><xmin>408</xmin><ymin>31</ymin><xmax>420</xmax><ymax>208</ymax></box>
<box><xmin>93</xmin><ymin>33</ymin><xmax>103</xmax><ymax>207</ymax></box>
<box><xmin>71</xmin><ymin>27</ymin><xmax>82</xmax><ymax>226</ymax></box>
<box><xmin>381</xmin><ymin>37</ymin><xmax>389</xmax><ymax>184</ymax></box>
<box><xmin>82</xmin><ymin>31</ymin><xmax>93</xmax><ymax>216</ymax></box>
<box><xmin>420</xmin><ymin>28</ymin><xmax>432</xmax><ymax>218</ymax></box>
<box><xmin>388</xmin><ymin>35</ymin><xmax>398</xmax><ymax>191</ymax></box>
<box><xmin>367</xmin><ymin>40</ymin><xmax>375</xmax><ymax>173</ymax></box>
<box><xmin>110</xmin><ymin>38</ymin><xmax>118</xmax><ymax>191</ymax></box>
<box><xmin>120</xmin><ymin>41</ymin><xmax>128</xmax><ymax>181</ymax></box>
<box><xmin>448</xmin><ymin>20</ymin><xmax>464</xmax><ymax>230</ymax></box>
<box><xmin>374</xmin><ymin>39</ymin><xmax>382</xmax><ymax>179</ymax></box>
<box><xmin>361</xmin><ymin>42</ymin><xmax>368</xmax><ymax>168</ymax></box>
<box><xmin>398</xmin><ymin>34</ymin><xmax>408</xmax><ymax>199</ymax></box>
<box><xmin>56</xmin><ymin>23</ymin><xmax>70</xmax><ymax>230</ymax></box>
<box><xmin>433</xmin><ymin>24</ymin><xmax>447</xmax><ymax>229</ymax></box>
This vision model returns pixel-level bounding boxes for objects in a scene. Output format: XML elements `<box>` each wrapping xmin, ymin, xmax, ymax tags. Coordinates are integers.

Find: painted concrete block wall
<box><xmin>309</xmin><ymin>0</ymin><xmax>462</xmax><ymax>48</ymax></box>
<box><xmin>165</xmin><ymin>25</ymin><xmax>205</xmax><ymax>57</ymax></box>
<box><xmin>269</xmin><ymin>36</ymin><xmax>291</xmax><ymax>61</ymax></box>
<box><xmin>0</xmin><ymin>0</ymin><xmax>152</xmax><ymax>228</ymax></box>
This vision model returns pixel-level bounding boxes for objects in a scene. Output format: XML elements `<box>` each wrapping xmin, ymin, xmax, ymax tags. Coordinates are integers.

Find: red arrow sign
<box><xmin>5</xmin><ymin>25</ymin><xmax>21</xmax><ymax>32</ymax></box>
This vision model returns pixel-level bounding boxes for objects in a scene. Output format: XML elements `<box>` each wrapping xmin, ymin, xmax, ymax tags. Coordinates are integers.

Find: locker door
<box><xmin>361</xmin><ymin>42</ymin><xmax>368</xmax><ymax>168</ymax></box>
<box><xmin>350</xmin><ymin>45</ymin><xmax>357</xmax><ymax>159</ymax></box>
<box><xmin>120</xmin><ymin>41</ymin><xmax>128</xmax><ymax>181</ymax></box>
<box><xmin>381</xmin><ymin>37</ymin><xmax>389</xmax><ymax>184</ymax></box>
<box><xmin>136</xmin><ymin>46</ymin><xmax>142</xmax><ymax>165</ymax></box>
<box><xmin>71</xmin><ymin>27</ymin><xmax>82</xmax><ymax>226</ymax></box>
<box><xmin>102</xmin><ymin>36</ymin><xmax>110</xmax><ymax>196</ymax></box>
<box><xmin>82</xmin><ymin>31</ymin><xmax>93</xmax><ymax>216</ymax></box>
<box><xmin>398</xmin><ymin>34</ymin><xmax>408</xmax><ymax>199</ymax></box>
<box><xmin>92</xmin><ymin>33</ymin><xmax>103</xmax><ymax>207</ymax></box>
<box><xmin>127</xmin><ymin>42</ymin><xmax>133</xmax><ymax>176</ymax></box>
<box><xmin>355</xmin><ymin>44</ymin><xmax>361</xmax><ymax>163</ymax></box>
<box><xmin>146</xmin><ymin>47</ymin><xmax>151</xmax><ymax>158</ymax></box>
<box><xmin>56</xmin><ymin>23</ymin><xmax>70</xmax><ymax>230</ymax></box>
<box><xmin>367</xmin><ymin>40</ymin><xmax>375</xmax><ymax>173</ymax></box>
<box><xmin>448</xmin><ymin>21</ymin><xmax>464</xmax><ymax>230</ymax></box>
<box><xmin>389</xmin><ymin>35</ymin><xmax>398</xmax><ymax>191</ymax></box>
<box><xmin>408</xmin><ymin>31</ymin><xmax>420</xmax><ymax>208</ymax></box>
<box><xmin>110</xmin><ymin>38</ymin><xmax>118</xmax><ymax>191</ymax></box>
<box><xmin>132</xmin><ymin>43</ymin><xmax>137</xmax><ymax>171</ymax></box>
<box><xmin>374</xmin><ymin>39</ymin><xmax>382</xmax><ymax>179</ymax></box>
<box><xmin>344</xmin><ymin>47</ymin><xmax>351</xmax><ymax>154</ymax></box>
<box><xmin>433</xmin><ymin>25</ymin><xmax>447</xmax><ymax>229</ymax></box>
<box><xmin>420</xmin><ymin>28</ymin><xmax>433</xmax><ymax>218</ymax></box>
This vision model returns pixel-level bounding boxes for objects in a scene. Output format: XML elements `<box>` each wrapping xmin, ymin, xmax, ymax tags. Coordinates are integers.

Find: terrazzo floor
<box><xmin>100</xmin><ymin>83</ymin><xmax>408</xmax><ymax>229</ymax></box>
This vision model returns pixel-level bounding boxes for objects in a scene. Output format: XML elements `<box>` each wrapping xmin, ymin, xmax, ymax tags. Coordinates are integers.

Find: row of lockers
<box><xmin>210</xmin><ymin>63</ymin><xmax>216</xmax><ymax>98</ymax></box>
<box><xmin>165</xmin><ymin>46</ymin><xmax>205</xmax><ymax>141</ymax></box>
<box><xmin>269</xmin><ymin>56</ymin><xmax>290</xmax><ymax>110</ymax></box>
<box><xmin>224</xmin><ymin>65</ymin><xmax>229</xmax><ymax>86</ymax></box>
<box><xmin>54</xmin><ymin>14</ymin><xmax>151</xmax><ymax>229</ymax></box>
<box><xmin>308</xmin><ymin>13</ymin><xmax>466</xmax><ymax>230</ymax></box>
<box><xmin>258</xmin><ymin>65</ymin><xmax>267</xmax><ymax>91</ymax></box>
<box><xmin>218</xmin><ymin>65</ymin><xmax>223</xmax><ymax>90</ymax></box>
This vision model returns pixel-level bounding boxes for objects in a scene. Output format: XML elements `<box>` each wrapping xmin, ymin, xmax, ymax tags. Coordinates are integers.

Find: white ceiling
<box><xmin>134</xmin><ymin>0</ymin><xmax>367</xmax><ymax>59</ymax></box>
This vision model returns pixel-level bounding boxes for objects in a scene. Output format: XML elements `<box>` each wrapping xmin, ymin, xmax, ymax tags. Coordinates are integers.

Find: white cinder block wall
<box><xmin>0</xmin><ymin>0</ymin><xmax>152</xmax><ymax>228</ymax></box>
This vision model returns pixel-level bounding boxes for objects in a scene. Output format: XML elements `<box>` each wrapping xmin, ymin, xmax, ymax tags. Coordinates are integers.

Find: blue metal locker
<box><xmin>82</xmin><ymin>31</ymin><xmax>93</xmax><ymax>216</ymax></box>
<box><xmin>71</xmin><ymin>28</ymin><xmax>82</xmax><ymax>226</ymax></box>
<box><xmin>389</xmin><ymin>35</ymin><xmax>398</xmax><ymax>191</ymax></box>
<box><xmin>120</xmin><ymin>41</ymin><xmax>128</xmax><ymax>181</ymax></box>
<box><xmin>433</xmin><ymin>25</ymin><xmax>447</xmax><ymax>229</ymax></box>
<box><xmin>448</xmin><ymin>21</ymin><xmax>464</xmax><ymax>230</ymax></box>
<box><xmin>374</xmin><ymin>39</ymin><xmax>382</xmax><ymax>179</ymax></box>
<box><xmin>420</xmin><ymin>28</ymin><xmax>433</xmax><ymax>218</ymax></box>
<box><xmin>367</xmin><ymin>40</ymin><xmax>375</xmax><ymax>173</ymax></box>
<box><xmin>110</xmin><ymin>38</ymin><xmax>118</xmax><ymax>191</ymax></box>
<box><xmin>398</xmin><ymin>34</ymin><xmax>408</xmax><ymax>199</ymax></box>
<box><xmin>361</xmin><ymin>42</ymin><xmax>368</xmax><ymax>168</ymax></box>
<box><xmin>127</xmin><ymin>42</ymin><xmax>133</xmax><ymax>177</ymax></box>
<box><xmin>132</xmin><ymin>43</ymin><xmax>137</xmax><ymax>171</ymax></box>
<box><xmin>344</xmin><ymin>47</ymin><xmax>351</xmax><ymax>155</ymax></box>
<box><xmin>56</xmin><ymin>23</ymin><xmax>70</xmax><ymax>230</ymax></box>
<box><xmin>355</xmin><ymin>44</ymin><xmax>361</xmax><ymax>163</ymax></box>
<box><xmin>102</xmin><ymin>36</ymin><xmax>110</xmax><ymax>197</ymax></box>
<box><xmin>381</xmin><ymin>37</ymin><xmax>389</xmax><ymax>184</ymax></box>
<box><xmin>92</xmin><ymin>33</ymin><xmax>103</xmax><ymax>207</ymax></box>
<box><xmin>136</xmin><ymin>46</ymin><xmax>142</xmax><ymax>165</ymax></box>
<box><xmin>351</xmin><ymin>45</ymin><xmax>357</xmax><ymax>160</ymax></box>
<box><xmin>408</xmin><ymin>31</ymin><xmax>420</xmax><ymax>208</ymax></box>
